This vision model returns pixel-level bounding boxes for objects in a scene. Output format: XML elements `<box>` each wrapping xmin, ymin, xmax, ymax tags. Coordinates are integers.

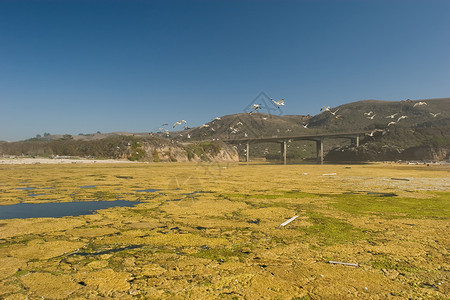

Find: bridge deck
<box><xmin>223</xmin><ymin>131</ymin><xmax>367</xmax><ymax>144</ymax></box>
<box><xmin>222</xmin><ymin>131</ymin><xmax>367</xmax><ymax>164</ymax></box>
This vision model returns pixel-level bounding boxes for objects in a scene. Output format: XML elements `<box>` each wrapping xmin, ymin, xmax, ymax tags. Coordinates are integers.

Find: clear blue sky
<box><xmin>1</xmin><ymin>0</ymin><xmax>449</xmax><ymax>141</ymax></box>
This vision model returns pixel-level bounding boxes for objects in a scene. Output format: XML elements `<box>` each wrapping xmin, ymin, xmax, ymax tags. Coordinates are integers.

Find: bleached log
<box><xmin>279</xmin><ymin>216</ymin><xmax>298</xmax><ymax>227</ymax></box>
<box><xmin>328</xmin><ymin>261</ymin><xmax>359</xmax><ymax>267</ymax></box>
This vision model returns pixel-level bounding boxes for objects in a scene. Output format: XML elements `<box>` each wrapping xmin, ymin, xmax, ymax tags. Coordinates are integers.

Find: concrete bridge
<box><xmin>223</xmin><ymin>132</ymin><xmax>366</xmax><ymax>164</ymax></box>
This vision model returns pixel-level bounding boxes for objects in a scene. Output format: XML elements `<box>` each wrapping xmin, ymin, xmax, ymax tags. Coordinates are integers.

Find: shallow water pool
<box><xmin>0</xmin><ymin>200</ymin><xmax>142</xmax><ymax>219</ymax></box>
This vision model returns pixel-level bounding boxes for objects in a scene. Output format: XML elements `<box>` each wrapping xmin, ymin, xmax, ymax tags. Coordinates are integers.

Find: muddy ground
<box><xmin>0</xmin><ymin>162</ymin><xmax>448</xmax><ymax>299</ymax></box>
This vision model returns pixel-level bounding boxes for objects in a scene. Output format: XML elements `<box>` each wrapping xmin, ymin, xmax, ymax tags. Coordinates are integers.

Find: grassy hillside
<box><xmin>2</xmin><ymin>98</ymin><xmax>449</xmax><ymax>162</ymax></box>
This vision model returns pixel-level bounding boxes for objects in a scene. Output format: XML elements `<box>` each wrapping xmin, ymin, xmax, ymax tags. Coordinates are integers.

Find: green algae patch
<box><xmin>0</xmin><ymin>163</ymin><xmax>449</xmax><ymax>299</ymax></box>
<box><xmin>329</xmin><ymin>192</ymin><xmax>450</xmax><ymax>219</ymax></box>
<box><xmin>302</xmin><ymin>212</ymin><xmax>368</xmax><ymax>245</ymax></box>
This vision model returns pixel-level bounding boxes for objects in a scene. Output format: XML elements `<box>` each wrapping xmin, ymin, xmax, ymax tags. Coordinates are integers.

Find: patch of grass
<box><xmin>219</xmin><ymin>190</ymin><xmax>320</xmax><ymax>201</ymax></box>
<box><xmin>192</xmin><ymin>246</ymin><xmax>249</xmax><ymax>262</ymax></box>
<box><xmin>371</xmin><ymin>254</ymin><xmax>396</xmax><ymax>269</ymax></box>
<box><xmin>330</xmin><ymin>192</ymin><xmax>450</xmax><ymax>219</ymax></box>
<box><xmin>371</xmin><ymin>254</ymin><xmax>422</xmax><ymax>273</ymax></box>
<box><xmin>302</xmin><ymin>212</ymin><xmax>367</xmax><ymax>245</ymax></box>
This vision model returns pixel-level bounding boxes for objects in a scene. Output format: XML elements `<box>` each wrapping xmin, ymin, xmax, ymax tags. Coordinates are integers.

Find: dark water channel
<box><xmin>0</xmin><ymin>200</ymin><xmax>142</xmax><ymax>220</ymax></box>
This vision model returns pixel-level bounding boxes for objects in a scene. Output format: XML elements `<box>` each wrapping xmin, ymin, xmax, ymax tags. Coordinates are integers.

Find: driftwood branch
<box><xmin>328</xmin><ymin>261</ymin><xmax>359</xmax><ymax>267</ymax></box>
<box><xmin>279</xmin><ymin>216</ymin><xmax>298</xmax><ymax>227</ymax></box>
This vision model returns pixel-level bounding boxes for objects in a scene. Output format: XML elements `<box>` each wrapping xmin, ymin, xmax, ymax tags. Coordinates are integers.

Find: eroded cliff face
<box><xmin>402</xmin><ymin>146</ymin><xmax>450</xmax><ymax>161</ymax></box>
<box><xmin>0</xmin><ymin>138</ymin><xmax>239</xmax><ymax>163</ymax></box>
<box><xmin>130</xmin><ymin>141</ymin><xmax>239</xmax><ymax>162</ymax></box>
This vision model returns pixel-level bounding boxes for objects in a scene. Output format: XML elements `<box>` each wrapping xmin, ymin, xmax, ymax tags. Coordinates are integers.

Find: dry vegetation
<box><xmin>0</xmin><ymin>162</ymin><xmax>449</xmax><ymax>299</ymax></box>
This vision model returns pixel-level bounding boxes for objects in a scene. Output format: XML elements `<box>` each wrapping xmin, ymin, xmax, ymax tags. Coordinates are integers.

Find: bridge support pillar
<box><xmin>281</xmin><ymin>140</ymin><xmax>287</xmax><ymax>165</ymax></box>
<box><xmin>246</xmin><ymin>142</ymin><xmax>249</xmax><ymax>162</ymax></box>
<box><xmin>316</xmin><ymin>138</ymin><xmax>324</xmax><ymax>164</ymax></box>
<box><xmin>350</xmin><ymin>135</ymin><xmax>360</xmax><ymax>147</ymax></box>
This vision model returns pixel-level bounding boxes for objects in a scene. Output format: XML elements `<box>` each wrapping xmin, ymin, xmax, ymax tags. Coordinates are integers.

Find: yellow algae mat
<box><xmin>0</xmin><ymin>162</ymin><xmax>449</xmax><ymax>299</ymax></box>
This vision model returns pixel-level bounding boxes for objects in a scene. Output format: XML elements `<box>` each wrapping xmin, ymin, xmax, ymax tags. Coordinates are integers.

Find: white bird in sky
<box><xmin>272</xmin><ymin>99</ymin><xmax>285</xmax><ymax>108</ymax></box>
<box><xmin>173</xmin><ymin>120</ymin><xmax>186</xmax><ymax>128</ymax></box>
<box><xmin>330</xmin><ymin>108</ymin><xmax>340</xmax><ymax>116</ymax></box>
<box><xmin>236</xmin><ymin>121</ymin><xmax>243</xmax><ymax>126</ymax></box>
<box><xmin>367</xmin><ymin>114</ymin><xmax>376</xmax><ymax>120</ymax></box>
<box><xmin>214</xmin><ymin>117</ymin><xmax>221</xmax><ymax>120</ymax></box>
<box><xmin>387</xmin><ymin>121</ymin><xmax>397</xmax><ymax>126</ymax></box>
<box><xmin>249</xmin><ymin>104</ymin><xmax>261</xmax><ymax>114</ymax></box>
<box><xmin>397</xmin><ymin>115</ymin><xmax>408</xmax><ymax>122</ymax></box>
<box><xmin>262</xmin><ymin>117</ymin><xmax>268</xmax><ymax>120</ymax></box>
<box><xmin>200</xmin><ymin>124</ymin><xmax>210</xmax><ymax>128</ymax></box>
<box><xmin>320</xmin><ymin>106</ymin><xmax>330</xmax><ymax>112</ymax></box>
<box><xmin>364</xmin><ymin>111</ymin><xmax>374</xmax><ymax>116</ymax></box>
<box><xmin>302</xmin><ymin>123</ymin><xmax>309</xmax><ymax>128</ymax></box>
<box><xmin>429</xmin><ymin>112</ymin><xmax>441</xmax><ymax>117</ymax></box>
<box><xmin>367</xmin><ymin>129</ymin><xmax>385</xmax><ymax>136</ymax></box>
<box><xmin>413</xmin><ymin>101</ymin><xmax>427</xmax><ymax>107</ymax></box>
<box><xmin>187</xmin><ymin>134</ymin><xmax>191</xmax><ymax>139</ymax></box>
<box><xmin>385</xmin><ymin>113</ymin><xmax>399</xmax><ymax>119</ymax></box>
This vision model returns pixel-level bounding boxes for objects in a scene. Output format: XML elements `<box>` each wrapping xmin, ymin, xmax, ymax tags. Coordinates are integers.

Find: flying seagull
<box><xmin>387</xmin><ymin>121</ymin><xmax>397</xmax><ymax>126</ymax></box>
<box><xmin>249</xmin><ymin>104</ymin><xmax>261</xmax><ymax>114</ymax></box>
<box><xmin>385</xmin><ymin>113</ymin><xmax>399</xmax><ymax>119</ymax></box>
<box><xmin>302</xmin><ymin>123</ymin><xmax>309</xmax><ymax>128</ymax></box>
<box><xmin>413</xmin><ymin>101</ymin><xmax>427</xmax><ymax>107</ymax></box>
<box><xmin>320</xmin><ymin>106</ymin><xmax>330</xmax><ymax>112</ymax></box>
<box><xmin>272</xmin><ymin>99</ymin><xmax>285</xmax><ymax>108</ymax></box>
<box><xmin>367</xmin><ymin>129</ymin><xmax>385</xmax><ymax>136</ymax></box>
<box><xmin>173</xmin><ymin>120</ymin><xmax>186</xmax><ymax>128</ymax></box>
<box><xmin>364</xmin><ymin>111</ymin><xmax>374</xmax><ymax>116</ymax></box>
<box><xmin>397</xmin><ymin>115</ymin><xmax>408</xmax><ymax>122</ymax></box>
<box><xmin>367</xmin><ymin>114</ymin><xmax>376</xmax><ymax>120</ymax></box>
<box><xmin>200</xmin><ymin>124</ymin><xmax>210</xmax><ymax>128</ymax></box>
<box><xmin>429</xmin><ymin>112</ymin><xmax>441</xmax><ymax>117</ymax></box>
<box><xmin>330</xmin><ymin>108</ymin><xmax>340</xmax><ymax>116</ymax></box>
